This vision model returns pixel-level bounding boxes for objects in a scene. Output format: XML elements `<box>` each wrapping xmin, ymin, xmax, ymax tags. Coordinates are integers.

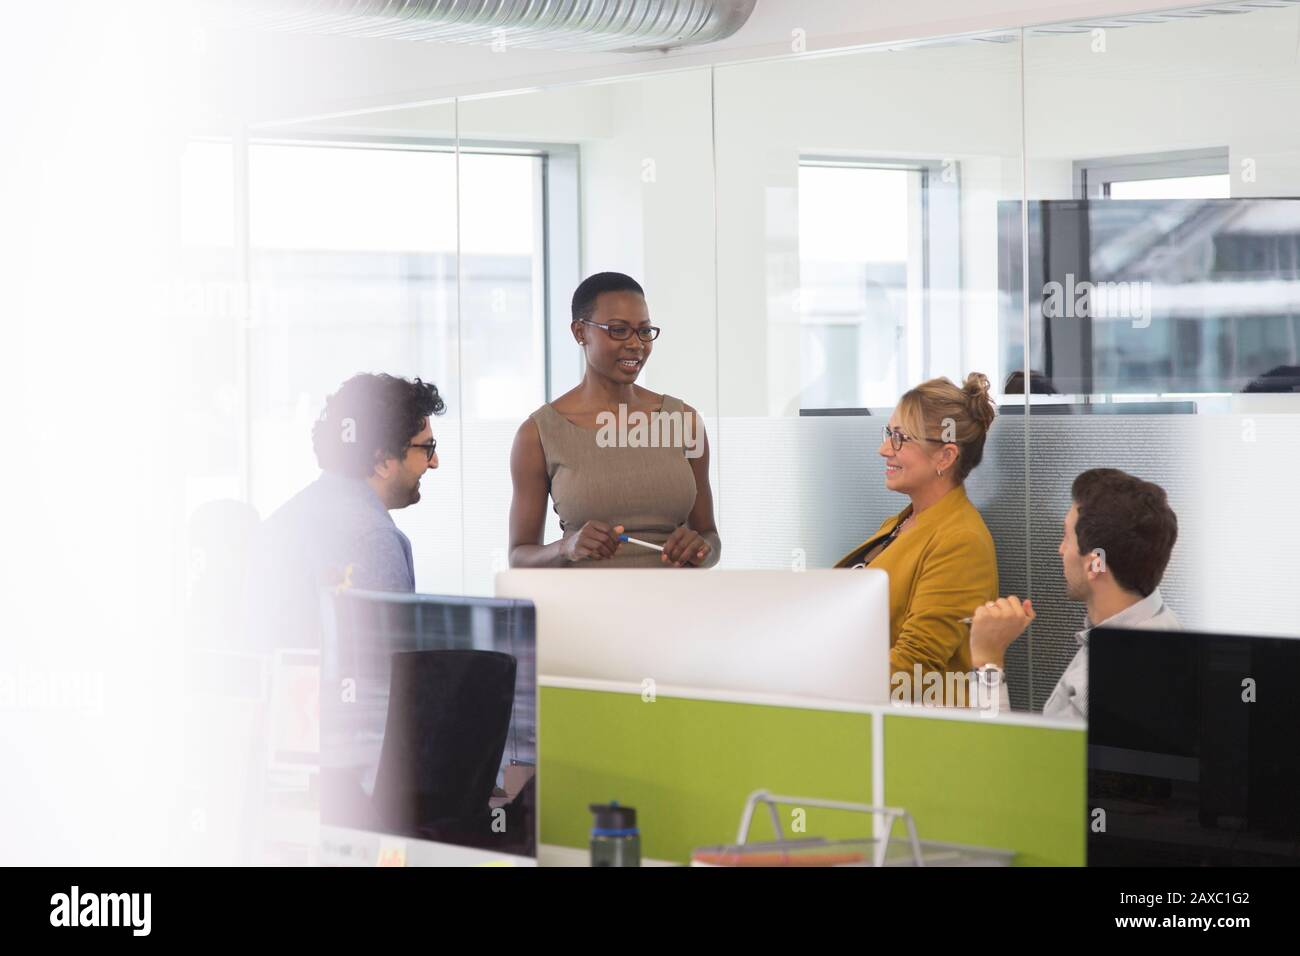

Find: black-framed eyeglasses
<box><xmin>883</xmin><ymin>425</ymin><xmax>948</xmax><ymax>452</ymax></box>
<box><xmin>407</xmin><ymin>439</ymin><xmax>437</xmax><ymax>462</ymax></box>
<box><xmin>579</xmin><ymin>319</ymin><xmax>661</xmax><ymax>342</ymax></box>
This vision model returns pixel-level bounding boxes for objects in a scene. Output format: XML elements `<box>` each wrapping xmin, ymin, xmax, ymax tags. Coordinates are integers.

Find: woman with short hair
<box><xmin>509</xmin><ymin>272</ymin><xmax>720</xmax><ymax>569</ymax></box>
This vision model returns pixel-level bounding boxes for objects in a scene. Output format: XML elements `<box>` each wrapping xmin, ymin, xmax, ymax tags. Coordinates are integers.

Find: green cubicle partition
<box><xmin>538</xmin><ymin>682</ymin><xmax>1085</xmax><ymax>865</ymax></box>
<box><xmin>883</xmin><ymin>712</ymin><xmax>1087</xmax><ymax>867</ymax></box>
<box><xmin>538</xmin><ymin>684</ymin><xmax>874</xmax><ymax>861</ymax></box>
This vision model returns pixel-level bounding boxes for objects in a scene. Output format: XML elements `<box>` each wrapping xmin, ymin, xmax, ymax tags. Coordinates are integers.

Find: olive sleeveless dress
<box><xmin>529</xmin><ymin>395</ymin><xmax>699</xmax><ymax>568</ymax></box>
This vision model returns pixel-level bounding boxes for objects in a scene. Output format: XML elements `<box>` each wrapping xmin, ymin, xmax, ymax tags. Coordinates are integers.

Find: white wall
<box><xmin>1024</xmin><ymin>7</ymin><xmax>1300</xmax><ymax>196</ymax></box>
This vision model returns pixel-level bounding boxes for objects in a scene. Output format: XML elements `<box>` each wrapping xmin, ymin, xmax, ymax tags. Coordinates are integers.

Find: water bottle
<box><xmin>589</xmin><ymin>801</ymin><xmax>640</xmax><ymax>867</ymax></box>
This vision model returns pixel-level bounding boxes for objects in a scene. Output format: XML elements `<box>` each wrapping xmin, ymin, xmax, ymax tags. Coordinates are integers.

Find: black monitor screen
<box><xmin>1088</xmin><ymin>626</ymin><xmax>1300</xmax><ymax>866</ymax></box>
<box><xmin>321</xmin><ymin>590</ymin><xmax>537</xmax><ymax>860</ymax></box>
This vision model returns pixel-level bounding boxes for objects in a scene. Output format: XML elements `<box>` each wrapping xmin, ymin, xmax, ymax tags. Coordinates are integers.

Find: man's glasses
<box><xmin>407</xmin><ymin>439</ymin><xmax>437</xmax><ymax>462</ymax></box>
<box><xmin>883</xmin><ymin>425</ymin><xmax>949</xmax><ymax>451</ymax></box>
<box><xmin>579</xmin><ymin>319</ymin><xmax>661</xmax><ymax>342</ymax></box>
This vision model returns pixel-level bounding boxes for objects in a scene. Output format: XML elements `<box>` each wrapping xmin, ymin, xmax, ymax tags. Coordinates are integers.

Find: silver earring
<box><xmin>937</xmin><ymin>468</ymin><xmax>944</xmax><ymax>477</ymax></box>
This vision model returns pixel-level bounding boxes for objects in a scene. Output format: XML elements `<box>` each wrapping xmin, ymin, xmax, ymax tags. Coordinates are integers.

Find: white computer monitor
<box><xmin>494</xmin><ymin>569</ymin><xmax>890</xmax><ymax>704</ymax></box>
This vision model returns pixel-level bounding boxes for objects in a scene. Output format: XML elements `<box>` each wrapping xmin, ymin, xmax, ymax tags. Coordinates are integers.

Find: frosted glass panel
<box><xmin>1018</xmin><ymin>4</ymin><xmax>1300</xmax><ymax>708</ymax></box>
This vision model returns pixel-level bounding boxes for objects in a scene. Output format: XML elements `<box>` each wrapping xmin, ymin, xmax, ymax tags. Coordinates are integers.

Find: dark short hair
<box><xmin>571</xmin><ymin>272</ymin><xmax>645</xmax><ymax>324</ymax></box>
<box><xmin>312</xmin><ymin>373</ymin><xmax>445</xmax><ymax>478</ymax></box>
<box><xmin>1071</xmin><ymin>468</ymin><xmax>1177</xmax><ymax>597</ymax></box>
<box><xmin>1242</xmin><ymin>364</ymin><xmax>1300</xmax><ymax>393</ymax></box>
<box><xmin>1003</xmin><ymin>370</ymin><xmax>1059</xmax><ymax>395</ymax></box>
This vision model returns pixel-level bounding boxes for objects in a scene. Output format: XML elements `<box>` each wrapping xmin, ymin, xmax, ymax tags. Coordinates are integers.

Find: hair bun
<box><xmin>962</xmin><ymin>371</ymin><xmax>996</xmax><ymax>432</ymax></box>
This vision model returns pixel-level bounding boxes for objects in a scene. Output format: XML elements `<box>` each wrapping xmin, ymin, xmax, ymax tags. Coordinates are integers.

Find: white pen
<box><xmin>617</xmin><ymin>533</ymin><xmax>664</xmax><ymax>553</ymax></box>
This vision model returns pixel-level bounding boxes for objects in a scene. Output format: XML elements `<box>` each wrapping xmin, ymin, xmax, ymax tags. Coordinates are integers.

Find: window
<box><xmin>1075</xmin><ymin>147</ymin><xmax>1230</xmax><ymax>200</ymax></box>
<box><xmin>1107</xmin><ymin>175</ymin><xmax>1229</xmax><ymax>200</ymax></box>
<box><xmin>247</xmin><ymin>141</ymin><xmax>548</xmax><ymax>421</ymax></box>
<box><xmin>797</xmin><ymin>158</ymin><xmax>961</xmax><ymax>410</ymax></box>
<box><xmin>180</xmin><ymin>133</ymin><xmax>579</xmax><ymax>593</ymax></box>
<box><xmin>236</xmin><ymin>137</ymin><xmax>578</xmax><ymax>423</ymax></box>
<box><xmin>223</xmin><ymin>139</ymin><xmax>569</xmax><ymax>509</ymax></box>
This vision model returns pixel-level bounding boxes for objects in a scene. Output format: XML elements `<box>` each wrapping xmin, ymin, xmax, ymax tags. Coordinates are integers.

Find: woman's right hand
<box><xmin>561</xmin><ymin>521</ymin><xmax>624</xmax><ymax>563</ymax></box>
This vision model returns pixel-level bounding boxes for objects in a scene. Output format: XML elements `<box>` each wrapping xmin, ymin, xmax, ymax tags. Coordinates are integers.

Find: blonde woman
<box><xmin>836</xmin><ymin>373</ymin><xmax>999</xmax><ymax>702</ymax></box>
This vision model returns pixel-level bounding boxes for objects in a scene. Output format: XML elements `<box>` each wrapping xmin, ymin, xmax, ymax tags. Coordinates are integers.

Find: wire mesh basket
<box><xmin>690</xmin><ymin>790</ymin><xmax>1016</xmax><ymax>867</ymax></box>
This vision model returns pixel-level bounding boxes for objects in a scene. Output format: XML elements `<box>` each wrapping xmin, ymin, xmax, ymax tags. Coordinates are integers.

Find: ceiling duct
<box><xmin>970</xmin><ymin>0</ymin><xmax>1300</xmax><ymax>43</ymax></box>
<box><xmin>223</xmin><ymin>0</ymin><xmax>758</xmax><ymax>52</ymax></box>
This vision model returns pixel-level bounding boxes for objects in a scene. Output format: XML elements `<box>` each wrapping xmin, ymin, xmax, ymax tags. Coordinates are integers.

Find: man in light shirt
<box><xmin>969</xmin><ymin>468</ymin><xmax>1180</xmax><ymax>720</ymax></box>
<box><xmin>247</xmin><ymin>373</ymin><xmax>446</xmax><ymax>648</ymax></box>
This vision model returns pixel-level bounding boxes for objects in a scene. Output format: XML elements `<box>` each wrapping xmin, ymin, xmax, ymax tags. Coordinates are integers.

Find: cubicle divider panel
<box><xmin>539</xmin><ymin>687</ymin><xmax>874</xmax><ymax>864</ymax></box>
<box><xmin>883</xmin><ymin>713</ymin><xmax>1086</xmax><ymax>866</ymax></box>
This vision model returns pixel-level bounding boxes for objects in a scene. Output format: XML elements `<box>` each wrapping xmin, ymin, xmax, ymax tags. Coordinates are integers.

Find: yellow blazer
<box><xmin>835</xmin><ymin>484</ymin><xmax>998</xmax><ymax>695</ymax></box>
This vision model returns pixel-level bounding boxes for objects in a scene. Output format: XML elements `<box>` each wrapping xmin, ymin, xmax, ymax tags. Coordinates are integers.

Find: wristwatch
<box><xmin>974</xmin><ymin>663</ymin><xmax>1004</xmax><ymax>686</ymax></box>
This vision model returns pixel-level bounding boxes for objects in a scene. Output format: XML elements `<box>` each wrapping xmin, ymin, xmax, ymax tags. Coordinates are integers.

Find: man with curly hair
<box><xmin>249</xmin><ymin>373</ymin><xmax>446</xmax><ymax>647</ymax></box>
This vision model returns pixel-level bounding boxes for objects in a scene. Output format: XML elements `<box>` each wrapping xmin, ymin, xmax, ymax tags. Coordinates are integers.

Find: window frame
<box><xmin>244</xmin><ymin>131</ymin><xmax>581</xmax><ymax>404</ymax></box>
<box><xmin>796</xmin><ymin>155</ymin><xmax>963</xmax><ymax>412</ymax></box>
<box><xmin>1073</xmin><ymin>146</ymin><xmax>1229</xmax><ymax>199</ymax></box>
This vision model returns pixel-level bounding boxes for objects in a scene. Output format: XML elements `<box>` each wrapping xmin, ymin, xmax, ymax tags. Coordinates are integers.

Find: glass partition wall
<box><xmin>710</xmin><ymin>32</ymin><xmax>1035</xmax><ymax>701</ymax></box>
<box><xmin>1021</xmin><ymin>7</ymin><xmax>1300</xmax><ymax>707</ymax></box>
<box><xmin>210</xmin><ymin>1</ymin><xmax>1300</xmax><ymax>712</ymax></box>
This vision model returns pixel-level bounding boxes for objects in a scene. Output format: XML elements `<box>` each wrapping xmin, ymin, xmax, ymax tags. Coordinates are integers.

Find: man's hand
<box><xmin>969</xmin><ymin>596</ymin><xmax>1035</xmax><ymax>668</ymax></box>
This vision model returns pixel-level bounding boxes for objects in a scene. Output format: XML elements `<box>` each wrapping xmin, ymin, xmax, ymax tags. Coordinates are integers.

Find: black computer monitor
<box><xmin>320</xmin><ymin>590</ymin><xmax>537</xmax><ymax>865</ymax></box>
<box><xmin>1088</xmin><ymin>626</ymin><xmax>1300</xmax><ymax>866</ymax></box>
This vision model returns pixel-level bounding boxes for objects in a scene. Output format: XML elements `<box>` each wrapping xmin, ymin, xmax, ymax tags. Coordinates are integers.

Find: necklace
<box><xmin>852</xmin><ymin>513</ymin><xmax>911</xmax><ymax>570</ymax></box>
